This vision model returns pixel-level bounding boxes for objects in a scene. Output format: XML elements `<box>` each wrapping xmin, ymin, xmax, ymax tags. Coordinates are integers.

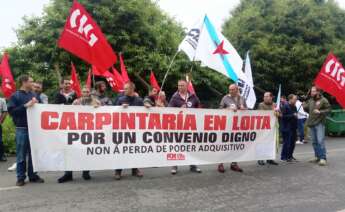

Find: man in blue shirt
<box><xmin>7</xmin><ymin>75</ymin><xmax>44</xmax><ymax>186</ymax></box>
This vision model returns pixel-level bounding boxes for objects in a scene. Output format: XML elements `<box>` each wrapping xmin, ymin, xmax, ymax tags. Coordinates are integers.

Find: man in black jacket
<box><xmin>7</xmin><ymin>75</ymin><xmax>44</xmax><ymax>186</ymax></box>
<box><xmin>114</xmin><ymin>81</ymin><xmax>144</xmax><ymax>180</ymax></box>
<box><xmin>280</xmin><ymin>94</ymin><xmax>298</xmax><ymax>162</ymax></box>
<box><xmin>55</xmin><ymin>77</ymin><xmax>78</xmax><ymax>183</ymax></box>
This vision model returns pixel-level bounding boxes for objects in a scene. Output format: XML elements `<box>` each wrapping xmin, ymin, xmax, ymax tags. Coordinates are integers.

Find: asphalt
<box><xmin>1</xmin><ymin>137</ymin><xmax>345</xmax><ymax>212</ymax></box>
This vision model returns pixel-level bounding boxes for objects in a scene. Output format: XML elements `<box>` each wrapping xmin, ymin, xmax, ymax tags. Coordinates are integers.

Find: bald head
<box><xmin>228</xmin><ymin>84</ymin><xmax>239</xmax><ymax>97</ymax></box>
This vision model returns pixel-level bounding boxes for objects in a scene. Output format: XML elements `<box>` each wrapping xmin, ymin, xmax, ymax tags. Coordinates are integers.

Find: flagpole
<box><xmin>160</xmin><ymin>51</ymin><xmax>180</xmax><ymax>91</ymax></box>
<box><xmin>92</xmin><ymin>69</ymin><xmax>96</xmax><ymax>90</ymax></box>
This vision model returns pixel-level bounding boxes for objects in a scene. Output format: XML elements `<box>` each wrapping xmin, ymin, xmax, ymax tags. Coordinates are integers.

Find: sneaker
<box><xmin>286</xmin><ymin>159</ymin><xmax>293</xmax><ymax>163</ymax></box>
<box><xmin>0</xmin><ymin>156</ymin><xmax>7</xmax><ymax>162</ymax></box>
<box><xmin>218</xmin><ymin>164</ymin><xmax>225</xmax><ymax>173</ymax></box>
<box><xmin>296</xmin><ymin>141</ymin><xmax>304</xmax><ymax>145</ymax></box>
<box><xmin>308</xmin><ymin>157</ymin><xmax>319</xmax><ymax>163</ymax></box>
<box><xmin>132</xmin><ymin>169</ymin><xmax>143</xmax><ymax>177</ymax></box>
<box><xmin>57</xmin><ymin>174</ymin><xmax>73</xmax><ymax>183</ymax></box>
<box><xmin>29</xmin><ymin>176</ymin><xmax>44</xmax><ymax>183</ymax></box>
<box><xmin>16</xmin><ymin>180</ymin><xmax>25</xmax><ymax>187</ymax></box>
<box><xmin>230</xmin><ymin>164</ymin><xmax>243</xmax><ymax>172</ymax></box>
<box><xmin>318</xmin><ymin>159</ymin><xmax>327</xmax><ymax>166</ymax></box>
<box><xmin>82</xmin><ymin>172</ymin><xmax>91</xmax><ymax>180</ymax></box>
<box><xmin>171</xmin><ymin>166</ymin><xmax>177</xmax><ymax>175</ymax></box>
<box><xmin>8</xmin><ymin>163</ymin><xmax>16</xmax><ymax>172</ymax></box>
<box><xmin>267</xmin><ymin>160</ymin><xmax>279</xmax><ymax>165</ymax></box>
<box><xmin>257</xmin><ymin>160</ymin><xmax>266</xmax><ymax>166</ymax></box>
<box><xmin>190</xmin><ymin>165</ymin><xmax>202</xmax><ymax>173</ymax></box>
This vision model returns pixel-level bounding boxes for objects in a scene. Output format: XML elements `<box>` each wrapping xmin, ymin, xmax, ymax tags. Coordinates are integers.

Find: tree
<box><xmin>2</xmin><ymin>0</ymin><xmax>185</xmax><ymax>98</ymax></box>
<box><xmin>222</xmin><ymin>0</ymin><xmax>345</xmax><ymax>97</ymax></box>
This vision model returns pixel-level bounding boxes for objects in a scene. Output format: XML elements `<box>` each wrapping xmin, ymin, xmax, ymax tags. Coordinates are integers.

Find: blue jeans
<box><xmin>16</xmin><ymin>128</ymin><xmax>37</xmax><ymax>181</ymax></box>
<box><xmin>309</xmin><ymin>123</ymin><xmax>327</xmax><ymax>160</ymax></box>
<box><xmin>297</xmin><ymin>118</ymin><xmax>306</xmax><ymax>141</ymax></box>
<box><xmin>281</xmin><ymin>131</ymin><xmax>291</xmax><ymax>160</ymax></box>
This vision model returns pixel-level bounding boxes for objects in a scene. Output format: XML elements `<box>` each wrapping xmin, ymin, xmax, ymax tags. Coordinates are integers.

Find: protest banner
<box><xmin>28</xmin><ymin>104</ymin><xmax>277</xmax><ymax>171</ymax></box>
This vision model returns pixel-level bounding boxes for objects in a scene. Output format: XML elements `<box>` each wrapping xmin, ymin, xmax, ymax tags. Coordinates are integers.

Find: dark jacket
<box><xmin>54</xmin><ymin>90</ymin><xmax>77</xmax><ymax>105</ymax></box>
<box><xmin>115</xmin><ymin>95</ymin><xmax>144</xmax><ymax>106</ymax></box>
<box><xmin>281</xmin><ymin>103</ymin><xmax>298</xmax><ymax>132</ymax></box>
<box><xmin>7</xmin><ymin>90</ymin><xmax>41</xmax><ymax>128</ymax></box>
<box><xmin>303</xmin><ymin>95</ymin><xmax>330</xmax><ymax>127</ymax></box>
<box><xmin>168</xmin><ymin>92</ymin><xmax>200</xmax><ymax>108</ymax></box>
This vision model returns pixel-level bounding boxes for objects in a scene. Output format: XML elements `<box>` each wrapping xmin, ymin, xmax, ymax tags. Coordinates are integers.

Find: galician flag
<box><xmin>275</xmin><ymin>84</ymin><xmax>281</xmax><ymax>110</ymax></box>
<box><xmin>178</xmin><ymin>15</ymin><xmax>253</xmax><ymax>106</ymax></box>
<box><xmin>239</xmin><ymin>51</ymin><xmax>256</xmax><ymax>109</ymax></box>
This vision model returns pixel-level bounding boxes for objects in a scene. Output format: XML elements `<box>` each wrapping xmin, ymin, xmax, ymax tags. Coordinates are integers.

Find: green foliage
<box><xmin>222</xmin><ymin>0</ymin><xmax>345</xmax><ymax>97</ymax></box>
<box><xmin>2</xmin><ymin>117</ymin><xmax>16</xmax><ymax>155</ymax></box>
<box><xmin>2</xmin><ymin>0</ymin><xmax>228</xmax><ymax>107</ymax></box>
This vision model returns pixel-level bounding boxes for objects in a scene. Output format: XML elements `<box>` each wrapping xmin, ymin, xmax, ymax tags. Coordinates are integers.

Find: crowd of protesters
<box><xmin>0</xmin><ymin>74</ymin><xmax>331</xmax><ymax>186</ymax></box>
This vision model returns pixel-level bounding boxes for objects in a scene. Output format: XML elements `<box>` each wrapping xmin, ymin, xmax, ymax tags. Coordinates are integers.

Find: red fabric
<box><xmin>91</xmin><ymin>65</ymin><xmax>103</xmax><ymax>76</ymax></box>
<box><xmin>149</xmin><ymin>71</ymin><xmax>160</xmax><ymax>90</ymax></box>
<box><xmin>112</xmin><ymin>67</ymin><xmax>125</xmax><ymax>91</ymax></box>
<box><xmin>0</xmin><ymin>53</ymin><xmax>16</xmax><ymax>99</ymax></box>
<box><xmin>92</xmin><ymin>66</ymin><xmax>123</xmax><ymax>93</ymax></box>
<box><xmin>187</xmin><ymin>81</ymin><xmax>196</xmax><ymax>94</ymax></box>
<box><xmin>58</xmin><ymin>0</ymin><xmax>117</xmax><ymax>70</ymax></box>
<box><xmin>314</xmin><ymin>52</ymin><xmax>345</xmax><ymax>108</ymax></box>
<box><xmin>86</xmin><ymin>69</ymin><xmax>92</xmax><ymax>89</ymax></box>
<box><xmin>70</xmin><ymin>62</ymin><xmax>82</xmax><ymax>97</ymax></box>
<box><xmin>119</xmin><ymin>54</ymin><xmax>130</xmax><ymax>83</ymax></box>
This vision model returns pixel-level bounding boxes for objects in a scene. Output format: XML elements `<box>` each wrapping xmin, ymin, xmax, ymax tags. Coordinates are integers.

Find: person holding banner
<box><xmin>56</xmin><ymin>77</ymin><xmax>78</xmax><ymax>183</ymax></box>
<box><xmin>280</xmin><ymin>94</ymin><xmax>298</xmax><ymax>162</ymax></box>
<box><xmin>114</xmin><ymin>81</ymin><xmax>144</xmax><ymax>180</ymax></box>
<box><xmin>168</xmin><ymin>79</ymin><xmax>202</xmax><ymax>175</ymax></box>
<box><xmin>93</xmin><ymin>81</ymin><xmax>112</xmax><ymax>105</ymax></box>
<box><xmin>7</xmin><ymin>75</ymin><xmax>45</xmax><ymax>186</ymax></box>
<box><xmin>54</xmin><ymin>77</ymin><xmax>77</xmax><ymax>105</ymax></box>
<box><xmin>303</xmin><ymin>86</ymin><xmax>330</xmax><ymax>166</ymax></box>
<box><xmin>257</xmin><ymin>92</ymin><xmax>279</xmax><ymax>166</ymax></box>
<box><xmin>0</xmin><ymin>96</ymin><xmax>8</xmax><ymax>162</ymax></box>
<box><xmin>144</xmin><ymin>87</ymin><xmax>168</xmax><ymax>107</ymax></box>
<box><xmin>61</xmin><ymin>86</ymin><xmax>100</xmax><ymax>182</ymax></box>
<box><xmin>217</xmin><ymin>84</ymin><xmax>246</xmax><ymax>173</ymax></box>
<box><xmin>143</xmin><ymin>87</ymin><xmax>159</xmax><ymax>107</ymax></box>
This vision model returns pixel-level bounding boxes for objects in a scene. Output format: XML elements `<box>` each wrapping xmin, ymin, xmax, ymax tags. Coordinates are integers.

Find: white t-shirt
<box><xmin>0</xmin><ymin>98</ymin><xmax>7</xmax><ymax>116</ymax></box>
<box><xmin>296</xmin><ymin>100</ymin><xmax>308</xmax><ymax>119</ymax></box>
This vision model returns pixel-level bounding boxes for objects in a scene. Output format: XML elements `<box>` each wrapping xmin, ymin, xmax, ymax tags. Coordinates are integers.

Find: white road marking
<box><xmin>0</xmin><ymin>186</ymin><xmax>20</xmax><ymax>191</ymax></box>
<box><xmin>295</xmin><ymin>148</ymin><xmax>345</xmax><ymax>156</ymax></box>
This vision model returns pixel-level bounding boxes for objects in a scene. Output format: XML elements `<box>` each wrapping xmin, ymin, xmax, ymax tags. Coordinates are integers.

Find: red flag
<box><xmin>70</xmin><ymin>63</ymin><xmax>82</xmax><ymax>97</ymax></box>
<box><xmin>119</xmin><ymin>53</ymin><xmax>130</xmax><ymax>83</ymax></box>
<box><xmin>0</xmin><ymin>53</ymin><xmax>16</xmax><ymax>99</ymax></box>
<box><xmin>86</xmin><ymin>69</ymin><xmax>92</xmax><ymax>89</ymax></box>
<box><xmin>58</xmin><ymin>1</ymin><xmax>117</xmax><ymax>70</ymax></box>
<box><xmin>112</xmin><ymin>67</ymin><xmax>125</xmax><ymax>91</ymax></box>
<box><xmin>92</xmin><ymin>65</ymin><xmax>123</xmax><ymax>93</ymax></box>
<box><xmin>314</xmin><ymin>52</ymin><xmax>345</xmax><ymax>108</ymax></box>
<box><xmin>188</xmin><ymin>81</ymin><xmax>196</xmax><ymax>94</ymax></box>
<box><xmin>91</xmin><ymin>65</ymin><xmax>103</xmax><ymax>76</ymax></box>
<box><xmin>150</xmin><ymin>71</ymin><xmax>160</xmax><ymax>90</ymax></box>
<box><xmin>186</xmin><ymin>75</ymin><xmax>195</xmax><ymax>94</ymax></box>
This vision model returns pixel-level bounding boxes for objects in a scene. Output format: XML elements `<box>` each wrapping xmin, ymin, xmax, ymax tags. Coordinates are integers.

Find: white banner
<box><xmin>28</xmin><ymin>104</ymin><xmax>277</xmax><ymax>172</ymax></box>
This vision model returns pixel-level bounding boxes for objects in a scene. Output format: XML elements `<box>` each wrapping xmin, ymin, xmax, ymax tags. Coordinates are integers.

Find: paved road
<box><xmin>1</xmin><ymin>137</ymin><xmax>345</xmax><ymax>212</ymax></box>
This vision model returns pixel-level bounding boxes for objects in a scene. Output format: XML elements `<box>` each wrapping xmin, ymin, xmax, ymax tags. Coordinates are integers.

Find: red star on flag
<box><xmin>213</xmin><ymin>40</ymin><xmax>229</xmax><ymax>55</ymax></box>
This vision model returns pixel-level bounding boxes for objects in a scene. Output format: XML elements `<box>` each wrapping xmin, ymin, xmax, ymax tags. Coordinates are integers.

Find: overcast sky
<box><xmin>1</xmin><ymin>0</ymin><xmax>345</xmax><ymax>49</ymax></box>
